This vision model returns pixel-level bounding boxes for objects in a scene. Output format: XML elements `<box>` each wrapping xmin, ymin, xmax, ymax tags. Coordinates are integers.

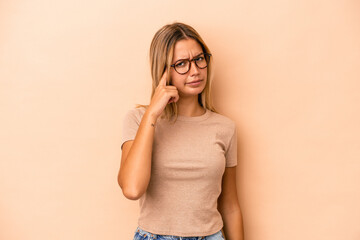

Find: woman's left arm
<box><xmin>218</xmin><ymin>166</ymin><xmax>244</xmax><ymax>240</ymax></box>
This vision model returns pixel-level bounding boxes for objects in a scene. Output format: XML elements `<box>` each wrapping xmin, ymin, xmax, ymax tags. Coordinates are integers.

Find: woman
<box><xmin>118</xmin><ymin>22</ymin><xmax>244</xmax><ymax>240</ymax></box>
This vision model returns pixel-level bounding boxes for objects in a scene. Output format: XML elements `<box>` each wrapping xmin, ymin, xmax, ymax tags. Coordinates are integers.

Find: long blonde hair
<box><xmin>136</xmin><ymin>22</ymin><xmax>218</xmax><ymax>123</ymax></box>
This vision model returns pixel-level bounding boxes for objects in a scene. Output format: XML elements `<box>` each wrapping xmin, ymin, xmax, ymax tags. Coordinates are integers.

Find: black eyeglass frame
<box><xmin>170</xmin><ymin>53</ymin><xmax>212</xmax><ymax>75</ymax></box>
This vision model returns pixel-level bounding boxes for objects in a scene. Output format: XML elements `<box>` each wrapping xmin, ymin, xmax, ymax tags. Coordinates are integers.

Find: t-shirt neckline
<box><xmin>175</xmin><ymin>108</ymin><xmax>211</xmax><ymax>122</ymax></box>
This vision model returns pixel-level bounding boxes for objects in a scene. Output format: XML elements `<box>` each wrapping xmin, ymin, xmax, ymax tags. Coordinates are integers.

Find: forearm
<box><xmin>119</xmin><ymin>111</ymin><xmax>157</xmax><ymax>199</ymax></box>
<box><xmin>221</xmin><ymin>209</ymin><xmax>244</xmax><ymax>240</ymax></box>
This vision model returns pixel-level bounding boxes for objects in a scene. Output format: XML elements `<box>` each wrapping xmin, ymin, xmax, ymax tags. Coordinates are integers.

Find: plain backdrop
<box><xmin>1</xmin><ymin>0</ymin><xmax>360</xmax><ymax>239</ymax></box>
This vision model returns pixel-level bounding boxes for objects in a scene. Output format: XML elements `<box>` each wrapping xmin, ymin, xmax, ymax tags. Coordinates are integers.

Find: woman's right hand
<box><xmin>147</xmin><ymin>70</ymin><xmax>179</xmax><ymax>119</ymax></box>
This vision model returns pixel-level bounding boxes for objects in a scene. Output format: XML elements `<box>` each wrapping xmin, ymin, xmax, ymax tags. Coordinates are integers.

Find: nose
<box><xmin>189</xmin><ymin>60</ymin><xmax>200</xmax><ymax>76</ymax></box>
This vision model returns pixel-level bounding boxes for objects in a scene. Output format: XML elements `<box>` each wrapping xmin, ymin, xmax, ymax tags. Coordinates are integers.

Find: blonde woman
<box><xmin>118</xmin><ymin>22</ymin><xmax>244</xmax><ymax>240</ymax></box>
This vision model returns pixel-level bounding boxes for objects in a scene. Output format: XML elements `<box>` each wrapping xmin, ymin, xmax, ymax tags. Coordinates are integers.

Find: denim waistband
<box><xmin>134</xmin><ymin>226</ymin><xmax>223</xmax><ymax>240</ymax></box>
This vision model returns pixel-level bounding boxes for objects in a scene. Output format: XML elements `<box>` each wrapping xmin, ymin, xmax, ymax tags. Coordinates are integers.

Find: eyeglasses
<box><xmin>170</xmin><ymin>53</ymin><xmax>212</xmax><ymax>75</ymax></box>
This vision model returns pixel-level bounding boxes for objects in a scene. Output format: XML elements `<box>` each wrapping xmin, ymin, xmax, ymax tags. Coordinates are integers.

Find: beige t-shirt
<box><xmin>120</xmin><ymin>106</ymin><xmax>237</xmax><ymax>237</ymax></box>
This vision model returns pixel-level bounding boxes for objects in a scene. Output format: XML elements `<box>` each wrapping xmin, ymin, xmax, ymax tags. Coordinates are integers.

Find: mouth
<box><xmin>186</xmin><ymin>80</ymin><xmax>203</xmax><ymax>85</ymax></box>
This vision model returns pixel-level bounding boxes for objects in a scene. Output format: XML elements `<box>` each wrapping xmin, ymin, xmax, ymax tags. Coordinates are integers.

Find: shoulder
<box><xmin>208</xmin><ymin>110</ymin><xmax>236</xmax><ymax>134</ymax></box>
<box><xmin>124</xmin><ymin>106</ymin><xmax>147</xmax><ymax>122</ymax></box>
<box><xmin>127</xmin><ymin>106</ymin><xmax>146</xmax><ymax>115</ymax></box>
<box><xmin>209</xmin><ymin>110</ymin><xmax>236</xmax><ymax>127</ymax></box>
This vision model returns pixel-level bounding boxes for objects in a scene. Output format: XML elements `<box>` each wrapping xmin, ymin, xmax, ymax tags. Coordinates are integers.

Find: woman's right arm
<box><xmin>117</xmin><ymin>71</ymin><xmax>179</xmax><ymax>200</ymax></box>
<box><xmin>118</xmin><ymin>111</ymin><xmax>158</xmax><ymax>200</ymax></box>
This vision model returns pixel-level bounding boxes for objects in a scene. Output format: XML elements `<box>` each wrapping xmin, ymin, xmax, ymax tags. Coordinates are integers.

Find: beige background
<box><xmin>1</xmin><ymin>0</ymin><xmax>360</xmax><ymax>239</ymax></box>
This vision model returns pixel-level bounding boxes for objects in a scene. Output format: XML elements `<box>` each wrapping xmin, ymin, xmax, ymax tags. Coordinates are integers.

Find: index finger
<box><xmin>159</xmin><ymin>70</ymin><xmax>168</xmax><ymax>87</ymax></box>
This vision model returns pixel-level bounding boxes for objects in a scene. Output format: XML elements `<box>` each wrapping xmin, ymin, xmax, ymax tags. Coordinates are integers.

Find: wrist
<box><xmin>143</xmin><ymin>111</ymin><xmax>158</xmax><ymax>125</ymax></box>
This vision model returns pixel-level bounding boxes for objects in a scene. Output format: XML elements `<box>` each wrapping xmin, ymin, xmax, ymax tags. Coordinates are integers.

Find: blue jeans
<box><xmin>133</xmin><ymin>226</ymin><xmax>225</xmax><ymax>240</ymax></box>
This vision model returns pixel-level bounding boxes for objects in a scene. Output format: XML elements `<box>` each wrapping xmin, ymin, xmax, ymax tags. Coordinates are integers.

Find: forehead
<box><xmin>172</xmin><ymin>38</ymin><xmax>203</xmax><ymax>59</ymax></box>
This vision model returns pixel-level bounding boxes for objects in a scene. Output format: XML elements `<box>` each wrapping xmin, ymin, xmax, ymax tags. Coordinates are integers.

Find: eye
<box><xmin>195</xmin><ymin>56</ymin><xmax>204</xmax><ymax>61</ymax></box>
<box><xmin>175</xmin><ymin>61</ymin><xmax>186</xmax><ymax>67</ymax></box>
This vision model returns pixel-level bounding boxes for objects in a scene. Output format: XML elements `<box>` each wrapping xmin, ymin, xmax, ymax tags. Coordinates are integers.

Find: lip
<box><xmin>186</xmin><ymin>80</ymin><xmax>203</xmax><ymax>85</ymax></box>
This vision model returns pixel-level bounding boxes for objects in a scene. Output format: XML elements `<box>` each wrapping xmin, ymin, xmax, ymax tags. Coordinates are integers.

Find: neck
<box><xmin>176</xmin><ymin>95</ymin><xmax>205</xmax><ymax>117</ymax></box>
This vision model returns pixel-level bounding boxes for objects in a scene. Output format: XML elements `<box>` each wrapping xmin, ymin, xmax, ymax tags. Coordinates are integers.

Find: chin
<box><xmin>181</xmin><ymin>88</ymin><xmax>205</xmax><ymax>97</ymax></box>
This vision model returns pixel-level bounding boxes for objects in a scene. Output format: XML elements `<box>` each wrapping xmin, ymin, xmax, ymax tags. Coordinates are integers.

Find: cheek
<box><xmin>170</xmin><ymin>72</ymin><xmax>185</xmax><ymax>85</ymax></box>
<box><xmin>203</xmin><ymin>70</ymin><xmax>207</xmax><ymax>80</ymax></box>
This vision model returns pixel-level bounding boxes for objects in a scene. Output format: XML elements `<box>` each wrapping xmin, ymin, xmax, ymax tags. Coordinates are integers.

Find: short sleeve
<box><xmin>225</xmin><ymin>124</ymin><xmax>238</xmax><ymax>167</ymax></box>
<box><xmin>120</xmin><ymin>108</ymin><xmax>143</xmax><ymax>150</ymax></box>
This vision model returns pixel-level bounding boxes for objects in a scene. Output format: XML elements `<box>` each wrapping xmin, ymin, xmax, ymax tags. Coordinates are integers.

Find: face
<box><xmin>169</xmin><ymin>38</ymin><xmax>207</xmax><ymax>98</ymax></box>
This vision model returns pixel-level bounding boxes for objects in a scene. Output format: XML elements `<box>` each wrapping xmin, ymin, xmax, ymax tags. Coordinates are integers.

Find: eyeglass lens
<box><xmin>174</xmin><ymin>53</ymin><xmax>209</xmax><ymax>74</ymax></box>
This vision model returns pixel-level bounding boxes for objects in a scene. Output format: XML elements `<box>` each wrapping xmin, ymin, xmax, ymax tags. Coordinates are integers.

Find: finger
<box><xmin>174</xmin><ymin>93</ymin><xmax>180</xmax><ymax>102</ymax></box>
<box><xmin>165</xmin><ymin>85</ymin><xmax>177</xmax><ymax>90</ymax></box>
<box><xmin>169</xmin><ymin>91</ymin><xmax>179</xmax><ymax>103</ymax></box>
<box><xmin>159</xmin><ymin>70</ymin><xmax>168</xmax><ymax>87</ymax></box>
<box><xmin>168</xmin><ymin>97</ymin><xmax>174</xmax><ymax>104</ymax></box>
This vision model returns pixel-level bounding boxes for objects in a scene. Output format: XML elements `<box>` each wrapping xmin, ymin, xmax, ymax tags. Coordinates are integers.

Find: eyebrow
<box><xmin>175</xmin><ymin>52</ymin><xmax>204</xmax><ymax>62</ymax></box>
